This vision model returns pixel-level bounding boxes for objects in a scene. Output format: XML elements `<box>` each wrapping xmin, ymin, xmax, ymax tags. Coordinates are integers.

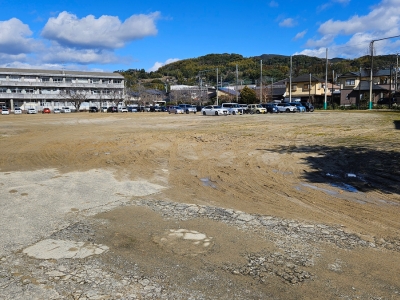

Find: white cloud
<box><xmin>293</xmin><ymin>30</ymin><xmax>307</xmax><ymax>40</ymax></box>
<box><xmin>0</xmin><ymin>18</ymin><xmax>39</xmax><ymax>55</ymax></box>
<box><xmin>269</xmin><ymin>1</ymin><xmax>279</xmax><ymax>7</ymax></box>
<box><xmin>41</xmin><ymin>11</ymin><xmax>160</xmax><ymax>49</ymax></box>
<box><xmin>148</xmin><ymin>58</ymin><xmax>180</xmax><ymax>72</ymax></box>
<box><xmin>299</xmin><ymin>0</ymin><xmax>400</xmax><ymax>58</ymax></box>
<box><xmin>279</xmin><ymin>18</ymin><xmax>297</xmax><ymax>28</ymax></box>
<box><xmin>40</xmin><ymin>44</ymin><xmax>128</xmax><ymax>65</ymax></box>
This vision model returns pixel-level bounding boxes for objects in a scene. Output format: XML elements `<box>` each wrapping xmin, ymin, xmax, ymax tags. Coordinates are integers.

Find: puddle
<box><xmin>200</xmin><ymin>178</ymin><xmax>217</xmax><ymax>188</ymax></box>
<box><xmin>330</xmin><ymin>183</ymin><xmax>358</xmax><ymax>193</ymax></box>
<box><xmin>301</xmin><ymin>183</ymin><xmax>338</xmax><ymax>195</ymax></box>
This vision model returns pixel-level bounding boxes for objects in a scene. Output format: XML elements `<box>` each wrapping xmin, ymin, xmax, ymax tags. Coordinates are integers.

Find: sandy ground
<box><xmin>0</xmin><ymin>111</ymin><xmax>399</xmax><ymax>299</ymax></box>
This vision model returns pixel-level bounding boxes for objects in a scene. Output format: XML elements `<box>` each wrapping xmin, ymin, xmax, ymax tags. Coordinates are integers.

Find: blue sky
<box><xmin>1</xmin><ymin>0</ymin><xmax>400</xmax><ymax>73</ymax></box>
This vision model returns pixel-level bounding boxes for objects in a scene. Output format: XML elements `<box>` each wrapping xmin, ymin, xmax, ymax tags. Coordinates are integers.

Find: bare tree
<box><xmin>59</xmin><ymin>89</ymin><xmax>90</xmax><ymax>111</ymax></box>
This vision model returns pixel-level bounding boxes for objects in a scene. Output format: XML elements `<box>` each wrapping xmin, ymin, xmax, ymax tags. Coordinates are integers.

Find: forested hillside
<box><xmin>118</xmin><ymin>53</ymin><xmax>400</xmax><ymax>90</ymax></box>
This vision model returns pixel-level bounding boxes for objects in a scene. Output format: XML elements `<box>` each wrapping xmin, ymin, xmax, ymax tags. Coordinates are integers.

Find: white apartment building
<box><xmin>0</xmin><ymin>68</ymin><xmax>125</xmax><ymax>111</ymax></box>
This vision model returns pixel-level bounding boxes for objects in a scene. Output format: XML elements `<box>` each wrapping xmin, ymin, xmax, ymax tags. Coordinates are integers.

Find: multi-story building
<box><xmin>0</xmin><ymin>68</ymin><xmax>124</xmax><ymax>111</ymax></box>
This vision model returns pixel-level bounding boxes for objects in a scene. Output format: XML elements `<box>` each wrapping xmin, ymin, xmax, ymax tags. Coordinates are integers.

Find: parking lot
<box><xmin>0</xmin><ymin>111</ymin><xmax>399</xmax><ymax>299</ymax></box>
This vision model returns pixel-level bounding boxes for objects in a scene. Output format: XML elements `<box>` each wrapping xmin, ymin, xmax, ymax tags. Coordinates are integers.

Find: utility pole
<box><xmin>236</xmin><ymin>64</ymin><xmax>239</xmax><ymax>102</ymax></box>
<box><xmin>309</xmin><ymin>73</ymin><xmax>311</xmax><ymax>102</ymax></box>
<box><xmin>260</xmin><ymin>60</ymin><xmax>263</xmax><ymax>103</ymax></box>
<box><xmin>289</xmin><ymin>56</ymin><xmax>292</xmax><ymax>102</ymax></box>
<box><xmin>216</xmin><ymin>68</ymin><xmax>219</xmax><ymax>106</ymax></box>
<box><xmin>324</xmin><ymin>48</ymin><xmax>328</xmax><ymax>110</ymax></box>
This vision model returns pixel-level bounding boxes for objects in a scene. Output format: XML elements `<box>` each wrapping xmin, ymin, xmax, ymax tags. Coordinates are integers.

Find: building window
<box><xmin>113</xmin><ymin>79</ymin><xmax>122</xmax><ymax>84</ymax></box>
<box><xmin>53</xmin><ymin>77</ymin><xmax>63</xmax><ymax>83</ymax></box>
<box><xmin>102</xmin><ymin>89</ymin><xmax>110</xmax><ymax>94</ymax></box>
<box><xmin>0</xmin><ymin>88</ymin><xmax>7</xmax><ymax>92</ymax></box>
<box><xmin>91</xmin><ymin>79</ymin><xmax>100</xmax><ymax>84</ymax></box>
<box><xmin>10</xmin><ymin>88</ymin><xmax>21</xmax><ymax>93</ymax></box>
<box><xmin>303</xmin><ymin>84</ymin><xmax>310</xmax><ymax>91</ymax></box>
<box><xmin>65</xmin><ymin>78</ymin><xmax>73</xmax><ymax>83</ymax></box>
<box><xmin>9</xmin><ymin>76</ymin><xmax>20</xmax><ymax>81</ymax></box>
<box><xmin>345</xmin><ymin>79</ymin><xmax>355</xmax><ymax>86</ymax></box>
<box><xmin>76</xmin><ymin>78</ymin><xmax>88</xmax><ymax>83</ymax></box>
<box><xmin>42</xmin><ymin>77</ymin><xmax>50</xmax><ymax>82</ymax></box>
<box><xmin>24</xmin><ymin>76</ymin><xmax>36</xmax><ymax>82</ymax></box>
<box><xmin>291</xmin><ymin>84</ymin><xmax>297</xmax><ymax>91</ymax></box>
<box><xmin>0</xmin><ymin>75</ymin><xmax>6</xmax><ymax>81</ymax></box>
<box><xmin>25</xmin><ymin>89</ymin><xmax>34</xmax><ymax>94</ymax></box>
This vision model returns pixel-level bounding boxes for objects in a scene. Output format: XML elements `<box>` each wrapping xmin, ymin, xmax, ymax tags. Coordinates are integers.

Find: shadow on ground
<box><xmin>394</xmin><ymin>120</ymin><xmax>400</xmax><ymax>130</ymax></box>
<box><xmin>274</xmin><ymin>145</ymin><xmax>400</xmax><ymax>195</ymax></box>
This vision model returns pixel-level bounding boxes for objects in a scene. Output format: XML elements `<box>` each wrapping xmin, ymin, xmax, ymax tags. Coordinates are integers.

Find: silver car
<box><xmin>168</xmin><ymin>106</ymin><xmax>184</xmax><ymax>114</ymax></box>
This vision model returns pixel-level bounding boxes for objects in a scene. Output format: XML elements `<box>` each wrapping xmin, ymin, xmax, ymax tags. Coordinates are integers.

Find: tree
<box><xmin>240</xmin><ymin>86</ymin><xmax>258</xmax><ymax>104</ymax></box>
<box><xmin>59</xmin><ymin>89</ymin><xmax>90</xmax><ymax>111</ymax></box>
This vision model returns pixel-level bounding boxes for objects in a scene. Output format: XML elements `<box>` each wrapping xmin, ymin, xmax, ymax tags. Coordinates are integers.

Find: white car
<box><xmin>14</xmin><ymin>107</ymin><xmax>22</xmax><ymax>114</ymax></box>
<box><xmin>276</xmin><ymin>103</ymin><xmax>298</xmax><ymax>113</ymax></box>
<box><xmin>27</xmin><ymin>108</ymin><xmax>37</xmax><ymax>114</ymax></box>
<box><xmin>53</xmin><ymin>108</ymin><xmax>61</xmax><ymax>113</ymax></box>
<box><xmin>61</xmin><ymin>107</ymin><xmax>71</xmax><ymax>113</ymax></box>
<box><xmin>201</xmin><ymin>105</ymin><xmax>229</xmax><ymax>116</ymax></box>
<box><xmin>1</xmin><ymin>108</ymin><xmax>9</xmax><ymax>115</ymax></box>
<box><xmin>118</xmin><ymin>107</ymin><xmax>128</xmax><ymax>113</ymax></box>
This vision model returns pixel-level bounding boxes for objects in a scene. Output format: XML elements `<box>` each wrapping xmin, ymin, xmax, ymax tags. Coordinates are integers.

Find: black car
<box><xmin>88</xmin><ymin>106</ymin><xmax>99</xmax><ymax>113</ymax></box>
<box><xmin>261</xmin><ymin>103</ymin><xmax>279</xmax><ymax>113</ymax></box>
<box><xmin>377</xmin><ymin>98</ymin><xmax>396</xmax><ymax>105</ymax></box>
<box><xmin>300</xmin><ymin>102</ymin><xmax>314</xmax><ymax>112</ymax></box>
<box><xmin>106</xmin><ymin>106</ymin><xmax>118</xmax><ymax>113</ymax></box>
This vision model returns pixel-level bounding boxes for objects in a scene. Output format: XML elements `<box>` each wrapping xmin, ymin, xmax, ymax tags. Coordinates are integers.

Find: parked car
<box><xmin>118</xmin><ymin>107</ymin><xmax>128</xmax><ymax>113</ymax></box>
<box><xmin>27</xmin><ymin>108</ymin><xmax>37</xmax><ymax>114</ymax></box>
<box><xmin>89</xmin><ymin>106</ymin><xmax>99</xmax><ymax>113</ymax></box>
<box><xmin>101</xmin><ymin>106</ymin><xmax>108</xmax><ymax>113</ymax></box>
<box><xmin>61</xmin><ymin>107</ymin><xmax>71</xmax><ymax>113</ymax></box>
<box><xmin>1</xmin><ymin>108</ymin><xmax>9</xmax><ymax>115</ymax></box>
<box><xmin>377</xmin><ymin>98</ymin><xmax>397</xmax><ymax>105</ymax></box>
<box><xmin>14</xmin><ymin>107</ymin><xmax>22</xmax><ymax>114</ymax></box>
<box><xmin>107</xmin><ymin>106</ymin><xmax>118</xmax><ymax>113</ymax></box>
<box><xmin>248</xmin><ymin>104</ymin><xmax>266</xmax><ymax>114</ymax></box>
<box><xmin>42</xmin><ymin>107</ymin><xmax>51</xmax><ymax>114</ymax></box>
<box><xmin>168</xmin><ymin>106</ymin><xmax>184</xmax><ymax>114</ymax></box>
<box><xmin>127</xmin><ymin>106</ymin><xmax>138</xmax><ymax>112</ymax></box>
<box><xmin>201</xmin><ymin>105</ymin><xmax>229</xmax><ymax>116</ymax></box>
<box><xmin>276</xmin><ymin>103</ymin><xmax>297</xmax><ymax>113</ymax></box>
<box><xmin>289</xmin><ymin>102</ymin><xmax>306</xmax><ymax>112</ymax></box>
<box><xmin>300</xmin><ymin>102</ymin><xmax>314</xmax><ymax>112</ymax></box>
<box><xmin>221</xmin><ymin>103</ymin><xmax>243</xmax><ymax>115</ymax></box>
<box><xmin>178</xmin><ymin>104</ymin><xmax>197</xmax><ymax>114</ymax></box>
<box><xmin>239</xmin><ymin>104</ymin><xmax>250</xmax><ymax>114</ymax></box>
<box><xmin>261</xmin><ymin>103</ymin><xmax>279</xmax><ymax>113</ymax></box>
<box><xmin>53</xmin><ymin>108</ymin><xmax>61</xmax><ymax>113</ymax></box>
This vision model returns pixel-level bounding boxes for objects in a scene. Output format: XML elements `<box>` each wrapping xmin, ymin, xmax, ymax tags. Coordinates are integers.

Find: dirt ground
<box><xmin>0</xmin><ymin>111</ymin><xmax>400</xmax><ymax>299</ymax></box>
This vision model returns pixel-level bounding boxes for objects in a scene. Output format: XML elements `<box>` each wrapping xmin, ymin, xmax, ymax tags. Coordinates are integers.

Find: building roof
<box><xmin>0</xmin><ymin>67</ymin><xmax>124</xmax><ymax>78</ymax></box>
<box><xmin>291</xmin><ymin>74</ymin><xmax>325</xmax><ymax>83</ymax></box>
<box><xmin>338</xmin><ymin>68</ymin><xmax>393</xmax><ymax>78</ymax></box>
<box><xmin>354</xmin><ymin>80</ymin><xmax>388</xmax><ymax>91</ymax></box>
<box><xmin>219</xmin><ymin>87</ymin><xmax>239</xmax><ymax>96</ymax></box>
